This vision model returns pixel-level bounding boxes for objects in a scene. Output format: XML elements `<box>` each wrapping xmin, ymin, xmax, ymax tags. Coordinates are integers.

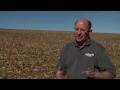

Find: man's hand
<box><xmin>56</xmin><ymin>69</ymin><xmax>65</xmax><ymax>79</ymax></box>
<box><xmin>82</xmin><ymin>68</ymin><xmax>95</xmax><ymax>79</ymax></box>
<box><xmin>82</xmin><ymin>68</ymin><xmax>115</xmax><ymax>79</ymax></box>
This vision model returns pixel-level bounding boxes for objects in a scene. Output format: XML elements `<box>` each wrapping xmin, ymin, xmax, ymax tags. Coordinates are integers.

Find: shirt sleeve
<box><xmin>96</xmin><ymin>47</ymin><xmax>116</xmax><ymax>77</ymax></box>
<box><xmin>56</xmin><ymin>47</ymin><xmax>67</xmax><ymax>72</ymax></box>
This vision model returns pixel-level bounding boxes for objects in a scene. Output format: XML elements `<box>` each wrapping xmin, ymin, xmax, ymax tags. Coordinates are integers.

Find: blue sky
<box><xmin>0</xmin><ymin>11</ymin><xmax>120</xmax><ymax>33</ymax></box>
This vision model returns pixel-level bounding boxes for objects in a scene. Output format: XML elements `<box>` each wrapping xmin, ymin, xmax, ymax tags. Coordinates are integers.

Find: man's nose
<box><xmin>77</xmin><ymin>30</ymin><xmax>81</xmax><ymax>35</ymax></box>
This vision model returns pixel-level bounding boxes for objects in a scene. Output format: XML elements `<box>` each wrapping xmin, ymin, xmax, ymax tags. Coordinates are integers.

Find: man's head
<box><xmin>74</xmin><ymin>18</ymin><xmax>92</xmax><ymax>43</ymax></box>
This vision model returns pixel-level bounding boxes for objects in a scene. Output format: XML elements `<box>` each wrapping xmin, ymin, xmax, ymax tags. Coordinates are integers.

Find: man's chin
<box><xmin>76</xmin><ymin>39</ymin><xmax>82</xmax><ymax>42</ymax></box>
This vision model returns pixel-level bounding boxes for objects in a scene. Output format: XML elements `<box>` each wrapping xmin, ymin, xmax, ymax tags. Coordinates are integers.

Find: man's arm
<box><xmin>94</xmin><ymin>45</ymin><xmax>116</xmax><ymax>79</ymax></box>
<box><xmin>56</xmin><ymin>69</ymin><xmax>66</xmax><ymax>79</ymax></box>
<box><xmin>94</xmin><ymin>71</ymin><xmax>114</xmax><ymax>79</ymax></box>
<box><xmin>83</xmin><ymin>68</ymin><xmax>115</xmax><ymax>79</ymax></box>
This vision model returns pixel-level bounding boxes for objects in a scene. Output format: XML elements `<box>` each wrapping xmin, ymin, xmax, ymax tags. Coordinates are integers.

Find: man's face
<box><xmin>74</xmin><ymin>19</ymin><xmax>90</xmax><ymax>43</ymax></box>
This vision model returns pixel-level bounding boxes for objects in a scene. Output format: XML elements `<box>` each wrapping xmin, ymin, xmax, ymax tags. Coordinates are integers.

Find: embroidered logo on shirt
<box><xmin>84</xmin><ymin>53</ymin><xmax>94</xmax><ymax>57</ymax></box>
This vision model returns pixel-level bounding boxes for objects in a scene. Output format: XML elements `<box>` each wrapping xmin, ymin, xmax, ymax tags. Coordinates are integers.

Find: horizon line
<box><xmin>0</xmin><ymin>27</ymin><xmax>120</xmax><ymax>34</ymax></box>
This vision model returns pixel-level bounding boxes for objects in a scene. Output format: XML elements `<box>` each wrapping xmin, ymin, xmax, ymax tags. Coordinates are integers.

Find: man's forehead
<box><xmin>76</xmin><ymin>18</ymin><xmax>89</xmax><ymax>24</ymax></box>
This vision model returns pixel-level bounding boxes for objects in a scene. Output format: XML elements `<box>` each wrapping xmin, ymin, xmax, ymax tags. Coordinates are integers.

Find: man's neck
<box><xmin>76</xmin><ymin>37</ymin><xmax>90</xmax><ymax>49</ymax></box>
<box><xmin>77</xmin><ymin>40</ymin><xmax>85</xmax><ymax>46</ymax></box>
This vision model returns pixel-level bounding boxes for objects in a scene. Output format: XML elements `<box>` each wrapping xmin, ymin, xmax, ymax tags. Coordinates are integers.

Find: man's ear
<box><xmin>89</xmin><ymin>29</ymin><xmax>92</xmax><ymax>32</ymax></box>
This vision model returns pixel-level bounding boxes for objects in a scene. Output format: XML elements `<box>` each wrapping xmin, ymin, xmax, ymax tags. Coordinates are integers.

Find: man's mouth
<box><xmin>77</xmin><ymin>36</ymin><xmax>83</xmax><ymax>39</ymax></box>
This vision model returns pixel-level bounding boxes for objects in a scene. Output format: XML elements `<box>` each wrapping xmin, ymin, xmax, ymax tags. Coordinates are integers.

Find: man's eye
<box><xmin>80</xmin><ymin>29</ymin><xmax>85</xmax><ymax>31</ymax></box>
<box><xmin>75</xmin><ymin>28</ymin><xmax>87</xmax><ymax>32</ymax></box>
<box><xmin>75</xmin><ymin>28</ymin><xmax>79</xmax><ymax>31</ymax></box>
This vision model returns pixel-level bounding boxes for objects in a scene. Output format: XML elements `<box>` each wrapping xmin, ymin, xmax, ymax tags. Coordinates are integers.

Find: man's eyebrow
<box><xmin>75</xmin><ymin>28</ymin><xmax>86</xmax><ymax>30</ymax></box>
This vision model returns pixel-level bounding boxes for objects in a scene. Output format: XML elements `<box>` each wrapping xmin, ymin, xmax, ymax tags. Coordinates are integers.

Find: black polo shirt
<box><xmin>57</xmin><ymin>39</ymin><xmax>116</xmax><ymax>79</ymax></box>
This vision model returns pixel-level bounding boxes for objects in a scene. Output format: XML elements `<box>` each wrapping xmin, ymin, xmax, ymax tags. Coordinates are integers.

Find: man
<box><xmin>56</xmin><ymin>17</ymin><xmax>116</xmax><ymax>79</ymax></box>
